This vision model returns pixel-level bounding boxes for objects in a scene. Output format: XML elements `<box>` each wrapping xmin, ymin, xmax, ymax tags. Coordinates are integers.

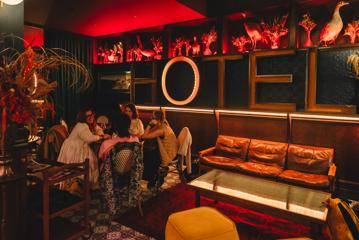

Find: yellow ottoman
<box><xmin>165</xmin><ymin>206</ymin><xmax>240</xmax><ymax>240</ymax></box>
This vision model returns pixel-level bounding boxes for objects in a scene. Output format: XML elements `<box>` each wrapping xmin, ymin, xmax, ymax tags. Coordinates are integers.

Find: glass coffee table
<box><xmin>187</xmin><ymin>169</ymin><xmax>331</xmax><ymax>236</ymax></box>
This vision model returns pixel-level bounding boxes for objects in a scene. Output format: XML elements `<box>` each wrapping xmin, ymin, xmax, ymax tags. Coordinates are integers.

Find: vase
<box><xmin>304</xmin><ymin>30</ymin><xmax>313</xmax><ymax>47</ymax></box>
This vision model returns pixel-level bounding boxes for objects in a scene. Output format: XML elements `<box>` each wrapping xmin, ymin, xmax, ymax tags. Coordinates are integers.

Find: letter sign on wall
<box><xmin>249</xmin><ymin>49</ymin><xmax>296</xmax><ymax>111</ymax></box>
<box><xmin>161</xmin><ymin>56</ymin><xmax>200</xmax><ymax>106</ymax></box>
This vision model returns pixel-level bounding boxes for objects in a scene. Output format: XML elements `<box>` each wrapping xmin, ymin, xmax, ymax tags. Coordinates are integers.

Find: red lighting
<box><xmin>74</xmin><ymin>0</ymin><xmax>204</xmax><ymax>37</ymax></box>
<box><xmin>24</xmin><ymin>25</ymin><xmax>44</xmax><ymax>48</ymax></box>
<box><xmin>244</xmin><ymin>22</ymin><xmax>264</xmax><ymax>50</ymax></box>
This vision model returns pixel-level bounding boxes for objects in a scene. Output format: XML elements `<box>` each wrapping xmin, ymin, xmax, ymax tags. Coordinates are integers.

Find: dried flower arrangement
<box><xmin>0</xmin><ymin>37</ymin><xmax>92</xmax><ymax>153</ymax></box>
<box><xmin>298</xmin><ymin>13</ymin><xmax>317</xmax><ymax>47</ymax></box>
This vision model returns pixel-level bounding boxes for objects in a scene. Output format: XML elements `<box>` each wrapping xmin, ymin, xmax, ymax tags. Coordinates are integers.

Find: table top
<box><xmin>188</xmin><ymin>169</ymin><xmax>331</xmax><ymax>222</ymax></box>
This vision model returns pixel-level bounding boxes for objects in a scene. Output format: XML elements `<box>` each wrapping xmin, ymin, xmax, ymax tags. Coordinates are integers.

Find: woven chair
<box><xmin>100</xmin><ymin>142</ymin><xmax>144</xmax><ymax>217</ymax></box>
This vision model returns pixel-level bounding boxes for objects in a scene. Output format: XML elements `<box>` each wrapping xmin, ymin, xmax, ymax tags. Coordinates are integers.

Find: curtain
<box><xmin>44</xmin><ymin>29</ymin><xmax>94</xmax><ymax>127</ymax></box>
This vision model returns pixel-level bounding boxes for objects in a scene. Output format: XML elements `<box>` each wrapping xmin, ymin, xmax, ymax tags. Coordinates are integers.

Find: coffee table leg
<box><xmin>195</xmin><ymin>191</ymin><xmax>200</xmax><ymax>207</ymax></box>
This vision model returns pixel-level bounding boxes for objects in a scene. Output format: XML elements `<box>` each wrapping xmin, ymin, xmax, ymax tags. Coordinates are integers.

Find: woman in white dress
<box><xmin>57</xmin><ymin>108</ymin><xmax>108</xmax><ymax>187</ymax></box>
<box><xmin>125</xmin><ymin>103</ymin><xmax>144</xmax><ymax>137</ymax></box>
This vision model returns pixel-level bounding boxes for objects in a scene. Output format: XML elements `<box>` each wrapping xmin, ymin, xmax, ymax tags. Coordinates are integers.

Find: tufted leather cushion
<box><xmin>248</xmin><ymin>139</ymin><xmax>288</xmax><ymax>167</ymax></box>
<box><xmin>287</xmin><ymin>144</ymin><xmax>333</xmax><ymax>174</ymax></box>
<box><xmin>279</xmin><ymin>169</ymin><xmax>329</xmax><ymax>188</ymax></box>
<box><xmin>201</xmin><ymin>155</ymin><xmax>244</xmax><ymax>170</ymax></box>
<box><xmin>215</xmin><ymin>135</ymin><xmax>250</xmax><ymax>160</ymax></box>
<box><xmin>238</xmin><ymin>161</ymin><xmax>283</xmax><ymax>178</ymax></box>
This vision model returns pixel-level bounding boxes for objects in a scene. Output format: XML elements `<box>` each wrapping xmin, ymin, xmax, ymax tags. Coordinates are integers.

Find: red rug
<box><xmin>117</xmin><ymin>183</ymin><xmax>329</xmax><ymax>240</ymax></box>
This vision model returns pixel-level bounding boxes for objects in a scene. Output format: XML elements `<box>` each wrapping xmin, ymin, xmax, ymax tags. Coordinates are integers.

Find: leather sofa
<box><xmin>199</xmin><ymin>135</ymin><xmax>336</xmax><ymax>192</ymax></box>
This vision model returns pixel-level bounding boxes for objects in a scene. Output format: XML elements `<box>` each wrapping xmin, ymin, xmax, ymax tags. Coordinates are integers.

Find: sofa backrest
<box><xmin>287</xmin><ymin>144</ymin><xmax>334</xmax><ymax>174</ymax></box>
<box><xmin>215</xmin><ymin>135</ymin><xmax>251</xmax><ymax>160</ymax></box>
<box><xmin>248</xmin><ymin>139</ymin><xmax>288</xmax><ymax>167</ymax></box>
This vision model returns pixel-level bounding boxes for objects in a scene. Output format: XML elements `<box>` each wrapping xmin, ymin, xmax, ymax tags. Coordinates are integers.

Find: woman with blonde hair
<box><xmin>141</xmin><ymin>110</ymin><xmax>178</xmax><ymax>187</ymax></box>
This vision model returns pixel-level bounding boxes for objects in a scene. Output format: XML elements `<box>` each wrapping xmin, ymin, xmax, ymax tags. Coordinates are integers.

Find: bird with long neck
<box><xmin>136</xmin><ymin>35</ymin><xmax>155</xmax><ymax>59</ymax></box>
<box><xmin>319</xmin><ymin>1</ymin><xmax>349</xmax><ymax>46</ymax></box>
<box><xmin>244</xmin><ymin>22</ymin><xmax>264</xmax><ymax>50</ymax></box>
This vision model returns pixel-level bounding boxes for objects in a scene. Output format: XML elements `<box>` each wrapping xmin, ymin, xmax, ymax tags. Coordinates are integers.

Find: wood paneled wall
<box><xmin>139</xmin><ymin>109</ymin><xmax>217</xmax><ymax>153</ymax></box>
<box><xmin>291</xmin><ymin>118</ymin><xmax>359</xmax><ymax>188</ymax></box>
<box><xmin>165</xmin><ymin>110</ymin><xmax>218</xmax><ymax>153</ymax></box>
<box><xmin>219</xmin><ymin>114</ymin><xmax>288</xmax><ymax>142</ymax></box>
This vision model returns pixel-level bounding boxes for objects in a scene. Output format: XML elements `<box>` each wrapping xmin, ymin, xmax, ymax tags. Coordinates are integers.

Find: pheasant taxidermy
<box><xmin>319</xmin><ymin>1</ymin><xmax>349</xmax><ymax>46</ymax></box>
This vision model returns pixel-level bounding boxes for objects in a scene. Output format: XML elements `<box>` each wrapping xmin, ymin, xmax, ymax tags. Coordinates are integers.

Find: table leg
<box><xmin>195</xmin><ymin>191</ymin><xmax>200</xmax><ymax>207</ymax></box>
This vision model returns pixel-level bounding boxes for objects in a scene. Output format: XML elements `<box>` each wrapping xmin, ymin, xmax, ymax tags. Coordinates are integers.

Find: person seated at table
<box><xmin>57</xmin><ymin>108</ymin><xmax>109</xmax><ymax>188</ymax></box>
<box><xmin>141</xmin><ymin>110</ymin><xmax>178</xmax><ymax>188</ymax></box>
<box><xmin>98</xmin><ymin>113</ymin><xmax>143</xmax><ymax>217</ymax></box>
<box><xmin>124</xmin><ymin>103</ymin><xmax>144</xmax><ymax>138</ymax></box>
<box><xmin>41</xmin><ymin>121</ymin><xmax>69</xmax><ymax>162</ymax></box>
<box><xmin>98</xmin><ymin>113</ymin><xmax>139</xmax><ymax>160</ymax></box>
<box><xmin>86</xmin><ymin>108</ymin><xmax>104</xmax><ymax>136</ymax></box>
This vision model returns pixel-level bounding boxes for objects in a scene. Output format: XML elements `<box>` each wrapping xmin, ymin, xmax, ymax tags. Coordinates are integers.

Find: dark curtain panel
<box><xmin>44</xmin><ymin>29</ymin><xmax>94</xmax><ymax>127</ymax></box>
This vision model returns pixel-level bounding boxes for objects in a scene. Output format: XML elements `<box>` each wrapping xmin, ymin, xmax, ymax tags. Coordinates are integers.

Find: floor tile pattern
<box><xmin>64</xmin><ymin>166</ymin><xmax>181</xmax><ymax>240</ymax></box>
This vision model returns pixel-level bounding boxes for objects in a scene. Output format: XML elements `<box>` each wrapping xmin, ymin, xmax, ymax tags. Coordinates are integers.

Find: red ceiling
<box><xmin>25</xmin><ymin>0</ymin><xmax>205</xmax><ymax>37</ymax></box>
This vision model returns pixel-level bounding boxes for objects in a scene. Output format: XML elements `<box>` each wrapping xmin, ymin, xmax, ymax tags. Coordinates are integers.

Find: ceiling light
<box><xmin>1</xmin><ymin>0</ymin><xmax>23</xmax><ymax>5</ymax></box>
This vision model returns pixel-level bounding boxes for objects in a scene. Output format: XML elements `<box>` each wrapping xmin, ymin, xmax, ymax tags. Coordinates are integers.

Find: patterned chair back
<box><xmin>112</xmin><ymin>143</ymin><xmax>136</xmax><ymax>175</ymax></box>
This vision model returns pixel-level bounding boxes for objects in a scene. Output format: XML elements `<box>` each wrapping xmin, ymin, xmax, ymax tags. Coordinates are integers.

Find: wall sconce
<box><xmin>0</xmin><ymin>0</ymin><xmax>23</xmax><ymax>7</ymax></box>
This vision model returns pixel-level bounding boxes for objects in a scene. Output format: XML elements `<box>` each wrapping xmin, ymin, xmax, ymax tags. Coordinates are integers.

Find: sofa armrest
<box><xmin>328</xmin><ymin>164</ymin><xmax>336</xmax><ymax>192</ymax></box>
<box><xmin>328</xmin><ymin>164</ymin><xmax>336</xmax><ymax>178</ymax></box>
<box><xmin>198</xmin><ymin>147</ymin><xmax>215</xmax><ymax>158</ymax></box>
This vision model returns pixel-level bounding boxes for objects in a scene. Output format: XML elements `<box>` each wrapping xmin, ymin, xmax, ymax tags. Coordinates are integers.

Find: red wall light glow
<box><xmin>24</xmin><ymin>25</ymin><xmax>44</xmax><ymax>48</ymax></box>
<box><xmin>74</xmin><ymin>0</ymin><xmax>204</xmax><ymax>37</ymax></box>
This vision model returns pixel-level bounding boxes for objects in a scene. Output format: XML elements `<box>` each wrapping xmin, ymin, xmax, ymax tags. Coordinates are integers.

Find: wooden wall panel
<box><xmin>219</xmin><ymin>115</ymin><xmax>288</xmax><ymax>142</ymax></box>
<box><xmin>138</xmin><ymin>110</ymin><xmax>154</xmax><ymax>126</ymax></box>
<box><xmin>291</xmin><ymin>120</ymin><xmax>359</xmax><ymax>186</ymax></box>
<box><xmin>165</xmin><ymin>111</ymin><xmax>217</xmax><ymax>154</ymax></box>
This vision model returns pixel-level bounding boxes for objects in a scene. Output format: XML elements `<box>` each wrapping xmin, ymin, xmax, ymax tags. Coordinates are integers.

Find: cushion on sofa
<box><xmin>201</xmin><ymin>155</ymin><xmax>244</xmax><ymax>170</ymax></box>
<box><xmin>287</xmin><ymin>144</ymin><xmax>333</xmax><ymax>174</ymax></box>
<box><xmin>279</xmin><ymin>169</ymin><xmax>329</xmax><ymax>188</ymax></box>
<box><xmin>248</xmin><ymin>139</ymin><xmax>288</xmax><ymax>167</ymax></box>
<box><xmin>238</xmin><ymin>161</ymin><xmax>284</xmax><ymax>177</ymax></box>
<box><xmin>215</xmin><ymin>135</ymin><xmax>250</xmax><ymax>160</ymax></box>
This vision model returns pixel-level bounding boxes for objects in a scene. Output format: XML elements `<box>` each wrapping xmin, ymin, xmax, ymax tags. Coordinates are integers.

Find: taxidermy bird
<box><xmin>244</xmin><ymin>22</ymin><xmax>264</xmax><ymax>50</ymax></box>
<box><xmin>319</xmin><ymin>1</ymin><xmax>349</xmax><ymax>46</ymax></box>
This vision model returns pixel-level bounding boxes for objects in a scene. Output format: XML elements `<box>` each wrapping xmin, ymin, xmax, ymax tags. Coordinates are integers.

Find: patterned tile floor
<box><xmin>63</xmin><ymin>166</ymin><xmax>181</xmax><ymax>240</ymax></box>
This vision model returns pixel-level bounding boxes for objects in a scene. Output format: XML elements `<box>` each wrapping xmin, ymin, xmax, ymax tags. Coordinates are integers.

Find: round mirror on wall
<box><xmin>161</xmin><ymin>56</ymin><xmax>200</xmax><ymax>105</ymax></box>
